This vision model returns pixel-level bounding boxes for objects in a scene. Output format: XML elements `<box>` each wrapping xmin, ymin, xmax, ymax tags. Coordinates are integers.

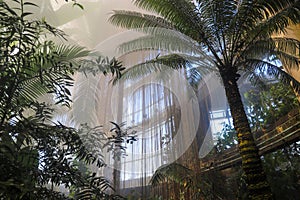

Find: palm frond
<box><xmin>18</xmin><ymin>77</ymin><xmax>50</xmax><ymax>103</ymax></box>
<box><xmin>133</xmin><ymin>0</ymin><xmax>197</xmax><ymax>30</ymax></box>
<box><xmin>241</xmin><ymin>71</ymin><xmax>269</xmax><ymax>91</ymax></box>
<box><xmin>71</xmin><ymin>73</ymin><xmax>101</xmax><ymax>127</ymax></box>
<box><xmin>259</xmin><ymin>0</ymin><xmax>300</xmax><ymax>22</ymax></box>
<box><xmin>52</xmin><ymin>44</ymin><xmax>90</xmax><ymax>68</ymax></box>
<box><xmin>117</xmin><ymin>54</ymin><xmax>192</xmax><ymax>81</ymax></box>
<box><xmin>14</xmin><ymin>43</ymin><xmax>90</xmax><ymax>105</ymax></box>
<box><xmin>115</xmin><ymin>51</ymin><xmax>216</xmax><ymax>89</ymax></box>
<box><xmin>118</xmin><ymin>34</ymin><xmax>196</xmax><ymax>55</ymax></box>
<box><xmin>149</xmin><ymin>162</ymin><xmax>193</xmax><ymax>186</ymax></box>
<box><xmin>18</xmin><ymin>73</ymin><xmax>71</xmax><ymax>104</ymax></box>
<box><xmin>231</xmin><ymin>0</ymin><xmax>300</xmax><ymax>63</ymax></box>
<box><xmin>111</xmin><ymin>0</ymin><xmax>211</xmax><ymax>45</ymax></box>
<box><xmin>243</xmin><ymin>59</ymin><xmax>300</xmax><ymax>94</ymax></box>
<box><xmin>201</xmin><ymin>0</ymin><xmax>239</xmax><ymax>35</ymax></box>
<box><xmin>186</xmin><ymin>67</ymin><xmax>205</xmax><ymax>91</ymax></box>
<box><xmin>239</xmin><ymin>41</ymin><xmax>273</xmax><ymax>64</ymax></box>
<box><xmin>186</xmin><ymin>67</ymin><xmax>218</xmax><ymax>91</ymax></box>
<box><xmin>246</xmin><ymin>0</ymin><xmax>300</xmax><ymax>38</ymax></box>
<box><xmin>272</xmin><ymin>37</ymin><xmax>300</xmax><ymax>56</ymax></box>
<box><xmin>109</xmin><ymin>10</ymin><xmax>174</xmax><ymax>30</ymax></box>
<box><xmin>118</xmin><ymin>28</ymin><xmax>213</xmax><ymax>60</ymax></box>
<box><xmin>274</xmin><ymin>51</ymin><xmax>300</xmax><ymax>70</ymax></box>
<box><xmin>271</xmin><ymin>37</ymin><xmax>300</xmax><ymax>70</ymax></box>
<box><xmin>240</xmin><ymin>38</ymin><xmax>300</xmax><ymax>71</ymax></box>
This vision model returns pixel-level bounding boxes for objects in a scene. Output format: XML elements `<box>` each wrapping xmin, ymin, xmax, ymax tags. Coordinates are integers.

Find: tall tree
<box><xmin>108</xmin><ymin>0</ymin><xmax>300</xmax><ymax>199</ymax></box>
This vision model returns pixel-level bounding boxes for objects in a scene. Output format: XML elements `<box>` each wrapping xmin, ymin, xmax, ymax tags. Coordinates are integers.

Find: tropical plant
<box><xmin>203</xmin><ymin>124</ymin><xmax>248</xmax><ymax>199</ymax></box>
<box><xmin>262</xmin><ymin>143</ymin><xmax>300</xmax><ymax>200</ymax></box>
<box><xmin>215</xmin><ymin>124</ymin><xmax>237</xmax><ymax>152</ymax></box>
<box><xmin>150</xmin><ymin>163</ymin><xmax>194</xmax><ymax>187</ymax></box>
<box><xmin>245</xmin><ymin>82</ymin><xmax>300</xmax><ymax>128</ymax></box>
<box><xmin>150</xmin><ymin>162</ymin><xmax>230</xmax><ymax>200</ymax></box>
<box><xmin>108</xmin><ymin>0</ymin><xmax>300</xmax><ymax>199</ymax></box>
<box><xmin>150</xmin><ymin>162</ymin><xmax>200</xmax><ymax>199</ymax></box>
<box><xmin>0</xmin><ymin>0</ymin><xmax>127</xmax><ymax>199</ymax></box>
<box><xmin>212</xmin><ymin>82</ymin><xmax>300</xmax><ymax>199</ymax></box>
<box><xmin>244</xmin><ymin>82</ymin><xmax>300</xmax><ymax>200</ymax></box>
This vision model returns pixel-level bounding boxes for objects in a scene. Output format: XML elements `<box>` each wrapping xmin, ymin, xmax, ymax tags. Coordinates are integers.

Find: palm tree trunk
<box><xmin>219</xmin><ymin>69</ymin><xmax>273</xmax><ymax>200</ymax></box>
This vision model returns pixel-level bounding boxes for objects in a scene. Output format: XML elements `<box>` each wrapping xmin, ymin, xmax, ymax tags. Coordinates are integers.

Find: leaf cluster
<box><xmin>78</xmin><ymin>56</ymin><xmax>125</xmax><ymax>84</ymax></box>
<box><xmin>215</xmin><ymin>124</ymin><xmax>237</xmax><ymax>152</ymax></box>
<box><xmin>104</xmin><ymin>122</ymin><xmax>137</xmax><ymax>161</ymax></box>
<box><xmin>244</xmin><ymin>82</ymin><xmax>300</xmax><ymax>128</ymax></box>
<box><xmin>0</xmin><ymin>101</ymin><xmax>117</xmax><ymax>199</ymax></box>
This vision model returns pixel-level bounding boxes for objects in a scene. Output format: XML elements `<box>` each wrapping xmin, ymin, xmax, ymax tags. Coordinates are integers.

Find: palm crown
<box><xmin>109</xmin><ymin>0</ymin><xmax>300</xmax><ymax>90</ymax></box>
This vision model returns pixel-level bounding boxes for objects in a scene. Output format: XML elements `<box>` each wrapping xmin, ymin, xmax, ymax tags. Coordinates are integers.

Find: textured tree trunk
<box><xmin>219</xmin><ymin>69</ymin><xmax>273</xmax><ymax>200</ymax></box>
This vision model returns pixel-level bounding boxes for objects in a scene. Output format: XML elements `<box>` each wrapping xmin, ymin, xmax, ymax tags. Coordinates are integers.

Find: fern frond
<box><xmin>149</xmin><ymin>162</ymin><xmax>193</xmax><ymax>186</ymax></box>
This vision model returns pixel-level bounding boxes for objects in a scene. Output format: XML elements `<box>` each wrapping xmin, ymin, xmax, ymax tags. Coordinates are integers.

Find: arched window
<box><xmin>119</xmin><ymin>83</ymin><xmax>181</xmax><ymax>185</ymax></box>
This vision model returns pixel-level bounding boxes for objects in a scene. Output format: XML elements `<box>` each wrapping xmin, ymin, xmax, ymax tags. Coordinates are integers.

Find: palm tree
<box><xmin>108</xmin><ymin>0</ymin><xmax>300</xmax><ymax>199</ymax></box>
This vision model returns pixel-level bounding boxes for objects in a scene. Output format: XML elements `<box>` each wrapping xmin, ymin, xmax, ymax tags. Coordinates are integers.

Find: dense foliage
<box><xmin>0</xmin><ymin>1</ymin><xmax>127</xmax><ymax>199</ymax></box>
<box><xmin>245</xmin><ymin>82</ymin><xmax>300</xmax><ymax>128</ymax></box>
<box><xmin>245</xmin><ymin>83</ymin><xmax>300</xmax><ymax>200</ymax></box>
<box><xmin>213</xmin><ymin>82</ymin><xmax>300</xmax><ymax>199</ymax></box>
